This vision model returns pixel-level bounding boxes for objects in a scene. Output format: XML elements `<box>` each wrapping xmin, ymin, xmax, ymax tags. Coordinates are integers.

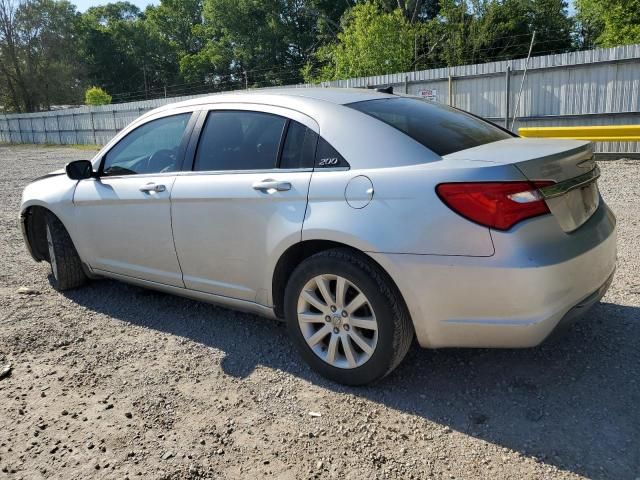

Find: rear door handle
<box><xmin>252</xmin><ymin>179</ymin><xmax>291</xmax><ymax>193</ymax></box>
<box><xmin>139</xmin><ymin>183</ymin><xmax>166</xmax><ymax>193</ymax></box>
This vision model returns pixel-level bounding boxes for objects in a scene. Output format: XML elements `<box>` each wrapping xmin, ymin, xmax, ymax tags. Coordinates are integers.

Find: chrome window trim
<box><xmin>91</xmin><ymin>170</ymin><xmax>183</xmax><ymax>180</ymax></box>
<box><xmin>177</xmin><ymin>168</ymin><xmax>314</xmax><ymax>176</ymax></box>
<box><xmin>200</xmin><ymin>103</ymin><xmax>320</xmax><ymax>134</ymax></box>
<box><xmin>539</xmin><ymin>166</ymin><xmax>601</xmax><ymax>199</ymax></box>
<box><xmin>176</xmin><ymin>166</ymin><xmax>350</xmax><ymax>176</ymax></box>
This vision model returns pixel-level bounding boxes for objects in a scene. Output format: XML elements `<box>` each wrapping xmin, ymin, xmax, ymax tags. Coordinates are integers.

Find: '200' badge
<box><xmin>318</xmin><ymin>157</ymin><xmax>339</xmax><ymax>166</ymax></box>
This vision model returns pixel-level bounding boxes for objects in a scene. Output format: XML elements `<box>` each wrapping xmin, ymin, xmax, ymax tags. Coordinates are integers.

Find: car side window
<box><xmin>194</xmin><ymin>111</ymin><xmax>287</xmax><ymax>171</ymax></box>
<box><xmin>102</xmin><ymin>113</ymin><xmax>191</xmax><ymax>176</ymax></box>
<box><xmin>279</xmin><ymin>121</ymin><xmax>318</xmax><ymax>169</ymax></box>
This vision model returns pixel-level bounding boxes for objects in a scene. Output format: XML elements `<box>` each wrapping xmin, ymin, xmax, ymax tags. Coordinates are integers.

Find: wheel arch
<box><xmin>271</xmin><ymin>239</ymin><xmax>410</xmax><ymax>321</ymax></box>
<box><xmin>21</xmin><ymin>205</ymin><xmax>87</xmax><ymax>274</ymax></box>
<box><xmin>21</xmin><ymin>205</ymin><xmax>53</xmax><ymax>262</ymax></box>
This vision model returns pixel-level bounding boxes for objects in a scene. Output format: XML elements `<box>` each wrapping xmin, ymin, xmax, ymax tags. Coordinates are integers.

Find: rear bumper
<box><xmin>368</xmin><ymin>201</ymin><xmax>617</xmax><ymax>348</ymax></box>
<box><xmin>546</xmin><ymin>269</ymin><xmax>614</xmax><ymax>341</ymax></box>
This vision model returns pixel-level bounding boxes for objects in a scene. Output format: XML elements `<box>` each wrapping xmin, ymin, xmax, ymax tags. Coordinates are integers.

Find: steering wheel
<box><xmin>146</xmin><ymin>149</ymin><xmax>177</xmax><ymax>173</ymax></box>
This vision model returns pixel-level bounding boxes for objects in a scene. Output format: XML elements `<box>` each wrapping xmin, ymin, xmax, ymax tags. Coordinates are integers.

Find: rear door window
<box><xmin>194</xmin><ymin>111</ymin><xmax>287</xmax><ymax>171</ymax></box>
<box><xmin>348</xmin><ymin>97</ymin><xmax>513</xmax><ymax>156</ymax></box>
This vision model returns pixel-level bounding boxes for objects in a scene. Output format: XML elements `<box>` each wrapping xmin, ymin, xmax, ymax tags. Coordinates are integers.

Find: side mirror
<box><xmin>66</xmin><ymin>160</ymin><xmax>95</xmax><ymax>180</ymax></box>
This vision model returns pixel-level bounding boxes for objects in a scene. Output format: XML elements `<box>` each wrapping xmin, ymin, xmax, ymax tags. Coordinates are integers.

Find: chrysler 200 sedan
<box><xmin>20</xmin><ymin>88</ymin><xmax>616</xmax><ymax>385</ymax></box>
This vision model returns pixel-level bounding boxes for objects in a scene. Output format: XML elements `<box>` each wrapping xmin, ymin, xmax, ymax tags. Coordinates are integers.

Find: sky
<box><xmin>73</xmin><ymin>0</ymin><xmax>159</xmax><ymax>12</ymax></box>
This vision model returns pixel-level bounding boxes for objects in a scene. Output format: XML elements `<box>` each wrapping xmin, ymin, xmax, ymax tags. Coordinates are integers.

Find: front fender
<box><xmin>20</xmin><ymin>175</ymin><xmax>80</xmax><ymax>261</ymax></box>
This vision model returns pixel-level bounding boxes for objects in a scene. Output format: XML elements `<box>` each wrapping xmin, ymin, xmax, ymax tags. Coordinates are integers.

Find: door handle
<box><xmin>252</xmin><ymin>179</ymin><xmax>291</xmax><ymax>193</ymax></box>
<box><xmin>139</xmin><ymin>183</ymin><xmax>166</xmax><ymax>193</ymax></box>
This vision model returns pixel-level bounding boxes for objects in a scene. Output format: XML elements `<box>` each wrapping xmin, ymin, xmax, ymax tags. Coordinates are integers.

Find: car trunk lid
<box><xmin>443</xmin><ymin>138</ymin><xmax>600</xmax><ymax>232</ymax></box>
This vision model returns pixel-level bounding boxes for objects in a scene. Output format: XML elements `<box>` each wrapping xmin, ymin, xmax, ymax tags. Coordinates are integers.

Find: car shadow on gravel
<box><xmin>63</xmin><ymin>279</ymin><xmax>640</xmax><ymax>480</ymax></box>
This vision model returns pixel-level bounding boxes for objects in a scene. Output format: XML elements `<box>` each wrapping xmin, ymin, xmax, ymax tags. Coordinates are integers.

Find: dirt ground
<box><xmin>0</xmin><ymin>145</ymin><xmax>638</xmax><ymax>480</ymax></box>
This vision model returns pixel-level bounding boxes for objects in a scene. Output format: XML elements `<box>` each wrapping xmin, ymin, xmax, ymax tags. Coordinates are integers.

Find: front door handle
<box><xmin>139</xmin><ymin>183</ymin><xmax>166</xmax><ymax>193</ymax></box>
<box><xmin>252</xmin><ymin>179</ymin><xmax>291</xmax><ymax>193</ymax></box>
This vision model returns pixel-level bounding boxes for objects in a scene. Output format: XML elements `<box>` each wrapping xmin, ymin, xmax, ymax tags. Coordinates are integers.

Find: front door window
<box><xmin>102</xmin><ymin>113</ymin><xmax>192</xmax><ymax>176</ymax></box>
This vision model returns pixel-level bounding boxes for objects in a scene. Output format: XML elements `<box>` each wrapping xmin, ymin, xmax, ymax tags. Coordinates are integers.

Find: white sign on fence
<box><xmin>418</xmin><ymin>89</ymin><xmax>438</xmax><ymax>100</ymax></box>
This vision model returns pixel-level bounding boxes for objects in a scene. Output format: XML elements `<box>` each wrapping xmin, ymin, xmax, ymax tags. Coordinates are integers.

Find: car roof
<box><xmin>153</xmin><ymin>87</ymin><xmax>393</xmax><ymax>113</ymax></box>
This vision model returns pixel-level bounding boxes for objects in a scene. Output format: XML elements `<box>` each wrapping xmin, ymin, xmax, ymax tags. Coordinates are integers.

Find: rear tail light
<box><xmin>436</xmin><ymin>181</ymin><xmax>554</xmax><ymax>231</ymax></box>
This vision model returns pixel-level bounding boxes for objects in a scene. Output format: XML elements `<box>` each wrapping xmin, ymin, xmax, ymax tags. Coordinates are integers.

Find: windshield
<box><xmin>348</xmin><ymin>97</ymin><xmax>514</xmax><ymax>156</ymax></box>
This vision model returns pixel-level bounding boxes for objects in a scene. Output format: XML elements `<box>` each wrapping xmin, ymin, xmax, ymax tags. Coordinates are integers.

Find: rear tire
<box><xmin>284</xmin><ymin>248</ymin><xmax>413</xmax><ymax>385</ymax></box>
<box><xmin>45</xmin><ymin>212</ymin><xmax>87</xmax><ymax>291</ymax></box>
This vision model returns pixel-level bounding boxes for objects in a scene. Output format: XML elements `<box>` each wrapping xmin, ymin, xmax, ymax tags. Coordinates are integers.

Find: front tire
<box><xmin>284</xmin><ymin>248</ymin><xmax>413</xmax><ymax>385</ymax></box>
<box><xmin>45</xmin><ymin>213</ymin><xmax>87</xmax><ymax>291</ymax></box>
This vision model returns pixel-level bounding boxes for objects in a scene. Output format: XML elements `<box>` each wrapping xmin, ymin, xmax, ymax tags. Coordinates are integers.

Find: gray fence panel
<box><xmin>0</xmin><ymin>117</ymin><xmax>8</xmax><ymax>142</ymax></box>
<box><xmin>1</xmin><ymin>44</ymin><xmax>639</xmax><ymax>155</ymax></box>
<box><xmin>96</xmin><ymin>130</ymin><xmax>117</xmax><ymax>145</ymax></box>
<box><xmin>115</xmin><ymin>109</ymin><xmax>141</xmax><ymax>130</ymax></box>
<box><xmin>18</xmin><ymin>119</ymin><xmax>33</xmax><ymax>143</ymax></box>
<box><xmin>453</xmin><ymin>74</ymin><xmax>505</xmax><ymax>118</ymax></box>
<box><xmin>93</xmin><ymin>111</ymin><xmax>116</xmax><ymax>131</ymax></box>
<box><xmin>76</xmin><ymin>131</ymin><xmax>94</xmax><ymax>144</ymax></box>
<box><xmin>59</xmin><ymin>131</ymin><xmax>77</xmax><ymax>144</ymax></box>
<box><xmin>57</xmin><ymin>114</ymin><xmax>75</xmax><ymax>131</ymax></box>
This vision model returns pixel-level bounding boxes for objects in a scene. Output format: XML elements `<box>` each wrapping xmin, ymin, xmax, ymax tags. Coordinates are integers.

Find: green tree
<box><xmin>180</xmin><ymin>0</ymin><xmax>352</xmax><ymax>88</ymax></box>
<box><xmin>307</xmin><ymin>2</ymin><xmax>418</xmax><ymax>82</ymax></box>
<box><xmin>79</xmin><ymin>2</ymin><xmax>181</xmax><ymax>101</ymax></box>
<box><xmin>376</xmin><ymin>0</ymin><xmax>440</xmax><ymax>23</ymax></box>
<box><xmin>145</xmin><ymin>0</ymin><xmax>203</xmax><ymax>56</ymax></box>
<box><xmin>85</xmin><ymin>86</ymin><xmax>112</xmax><ymax>105</ymax></box>
<box><xmin>576</xmin><ymin>0</ymin><xmax>640</xmax><ymax>48</ymax></box>
<box><xmin>0</xmin><ymin>0</ymin><xmax>81</xmax><ymax>112</ymax></box>
<box><xmin>415</xmin><ymin>0</ymin><xmax>573</xmax><ymax>70</ymax></box>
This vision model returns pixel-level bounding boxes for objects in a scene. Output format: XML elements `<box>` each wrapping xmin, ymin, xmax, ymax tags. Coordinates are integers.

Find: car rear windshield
<box><xmin>348</xmin><ymin>97</ymin><xmax>513</xmax><ymax>156</ymax></box>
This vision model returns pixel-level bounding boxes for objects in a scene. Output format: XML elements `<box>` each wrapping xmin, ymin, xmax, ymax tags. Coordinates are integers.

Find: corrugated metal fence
<box><xmin>1</xmin><ymin>44</ymin><xmax>639</xmax><ymax>154</ymax></box>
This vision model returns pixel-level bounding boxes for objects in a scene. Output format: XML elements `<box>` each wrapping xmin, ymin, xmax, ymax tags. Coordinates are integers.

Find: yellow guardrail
<box><xmin>518</xmin><ymin>125</ymin><xmax>640</xmax><ymax>141</ymax></box>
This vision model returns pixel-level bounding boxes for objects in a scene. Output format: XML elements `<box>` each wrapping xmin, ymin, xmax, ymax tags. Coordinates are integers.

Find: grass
<box><xmin>0</xmin><ymin>142</ymin><xmax>101</xmax><ymax>150</ymax></box>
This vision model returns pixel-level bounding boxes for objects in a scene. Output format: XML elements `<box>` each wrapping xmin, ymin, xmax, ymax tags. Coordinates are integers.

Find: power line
<box><xmin>105</xmin><ymin>32</ymin><xmax>586</xmax><ymax>104</ymax></box>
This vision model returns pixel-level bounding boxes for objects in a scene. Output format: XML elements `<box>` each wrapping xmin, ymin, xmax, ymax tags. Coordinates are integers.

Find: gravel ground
<box><xmin>0</xmin><ymin>144</ymin><xmax>638</xmax><ymax>480</ymax></box>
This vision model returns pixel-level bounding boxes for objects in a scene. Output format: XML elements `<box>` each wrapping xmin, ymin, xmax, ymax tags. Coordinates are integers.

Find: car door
<box><xmin>71</xmin><ymin>111</ymin><xmax>196</xmax><ymax>287</ymax></box>
<box><xmin>171</xmin><ymin>107</ymin><xmax>318</xmax><ymax>304</ymax></box>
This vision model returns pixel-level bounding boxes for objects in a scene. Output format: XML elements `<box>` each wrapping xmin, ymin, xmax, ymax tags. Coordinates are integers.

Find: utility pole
<box><xmin>143</xmin><ymin>64</ymin><xmax>148</xmax><ymax>100</ymax></box>
<box><xmin>511</xmin><ymin>31</ymin><xmax>536</xmax><ymax>132</ymax></box>
<box><xmin>504</xmin><ymin>65</ymin><xmax>511</xmax><ymax>129</ymax></box>
<box><xmin>414</xmin><ymin>34</ymin><xmax>418</xmax><ymax>71</ymax></box>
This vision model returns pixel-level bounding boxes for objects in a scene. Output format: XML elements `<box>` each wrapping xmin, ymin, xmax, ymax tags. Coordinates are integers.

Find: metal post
<box><xmin>55</xmin><ymin>113</ymin><xmax>61</xmax><ymax>144</ymax></box>
<box><xmin>404</xmin><ymin>75</ymin><xmax>408</xmax><ymax>94</ymax></box>
<box><xmin>504</xmin><ymin>65</ymin><xmax>511</xmax><ymax>129</ymax></box>
<box><xmin>90</xmin><ymin>110</ymin><xmax>97</xmax><ymax>145</ymax></box>
<box><xmin>511</xmin><ymin>31</ymin><xmax>536</xmax><ymax>132</ymax></box>
<box><xmin>72</xmin><ymin>113</ymin><xmax>78</xmax><ymax>145</ymax></box>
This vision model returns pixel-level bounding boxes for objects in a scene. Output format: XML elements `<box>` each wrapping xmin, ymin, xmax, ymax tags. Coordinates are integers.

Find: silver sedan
<box><xmin>20</xmin><ymin>88</ymin><xmax>617</xmax><ymax>385</ymax></box>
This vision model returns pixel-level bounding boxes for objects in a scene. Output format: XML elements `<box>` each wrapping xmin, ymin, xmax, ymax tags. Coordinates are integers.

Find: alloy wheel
<box><xmin>297</xmin><ymin>274</ymin><xmax>378</xmax><ymax>369</ymax></box>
